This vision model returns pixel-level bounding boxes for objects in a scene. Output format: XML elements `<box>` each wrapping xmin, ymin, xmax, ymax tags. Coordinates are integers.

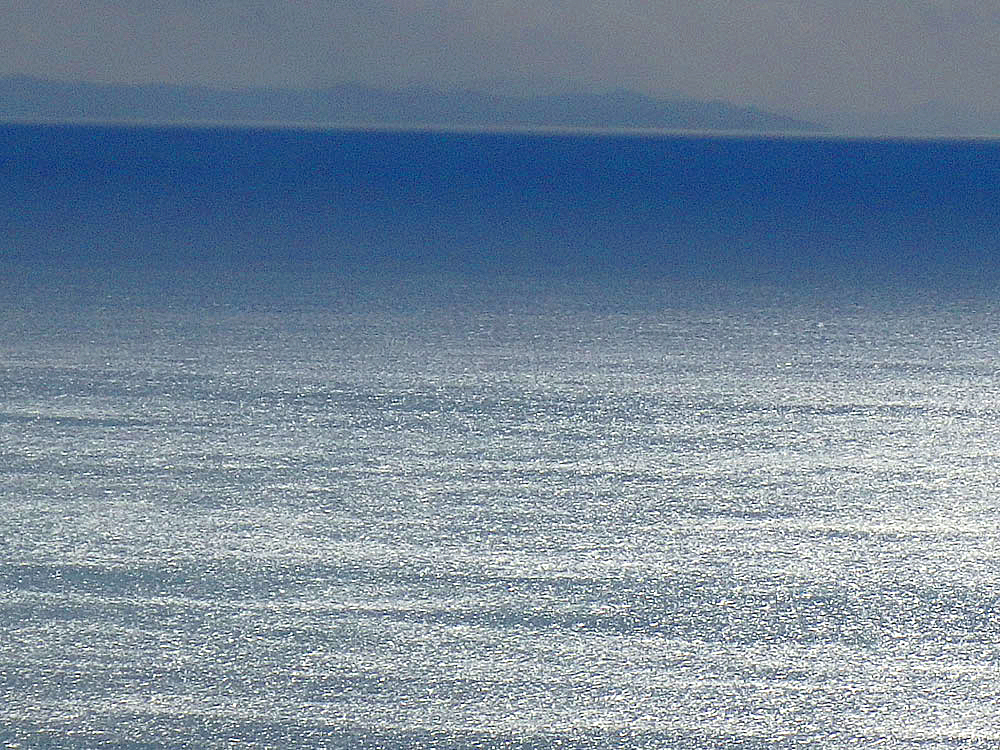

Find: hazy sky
<box><xmin>4</xmin><ymin>0</ymin><xmax>1000</xmax><ymax>128</ymax></box>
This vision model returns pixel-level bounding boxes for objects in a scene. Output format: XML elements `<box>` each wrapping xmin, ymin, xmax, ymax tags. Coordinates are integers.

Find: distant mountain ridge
<box><xmin>0</xmin><ymin>76</ymin><xmax>823</xmax><ymax>132</ymax></box>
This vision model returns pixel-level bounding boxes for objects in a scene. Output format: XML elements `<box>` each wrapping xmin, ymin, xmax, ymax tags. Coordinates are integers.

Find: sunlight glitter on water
<box><xmin>2</xmin><ymin>284</ymin><xmax>1000</xmax><ymax>748</ymax></box>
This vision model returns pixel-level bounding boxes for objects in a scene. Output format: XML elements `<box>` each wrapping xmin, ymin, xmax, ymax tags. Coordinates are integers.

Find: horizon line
<box><xmin>5</xmin><ymin>115</ymin><xmax>1000</xmax><ymax>142</ymax></box>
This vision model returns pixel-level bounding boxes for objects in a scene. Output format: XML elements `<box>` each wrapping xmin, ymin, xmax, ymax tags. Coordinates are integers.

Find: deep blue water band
<box><xmin>3</xmin><ymin>123</ymin><xmax>1000</xmax><ymax>289</ymax></box>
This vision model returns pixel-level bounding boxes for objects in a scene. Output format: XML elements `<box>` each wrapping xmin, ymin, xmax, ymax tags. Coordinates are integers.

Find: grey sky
<box><xmin>4</xmin><ymin>0</ymin><xmax>1000</xmax><ymax>128</ymax></box>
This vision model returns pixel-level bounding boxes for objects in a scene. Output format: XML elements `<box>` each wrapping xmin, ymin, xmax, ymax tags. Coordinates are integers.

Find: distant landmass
<box><xmin>0</xmin><ymin>76</ymin><xmax>823</xmax><ymax>132</ymax></box>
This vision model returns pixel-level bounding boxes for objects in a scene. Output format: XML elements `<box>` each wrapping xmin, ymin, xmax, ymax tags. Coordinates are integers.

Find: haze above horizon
<box><xmin>4</xmin><ymin>1</ymin><xmax>1000</xmax><ymax>136</ymax></box>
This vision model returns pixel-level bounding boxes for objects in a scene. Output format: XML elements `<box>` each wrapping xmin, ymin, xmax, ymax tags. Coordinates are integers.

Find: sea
<box><xmin>2</xmin><ymin>123</ymin><xmax>1000</xmax><ymax>748</ymax></box>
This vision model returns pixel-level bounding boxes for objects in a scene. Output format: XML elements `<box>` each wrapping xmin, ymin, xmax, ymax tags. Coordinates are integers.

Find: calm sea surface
<box><xmin>2</xmin><ymin>125</ymin><xmax>1000</xmax><ymax>747</ymax></box>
